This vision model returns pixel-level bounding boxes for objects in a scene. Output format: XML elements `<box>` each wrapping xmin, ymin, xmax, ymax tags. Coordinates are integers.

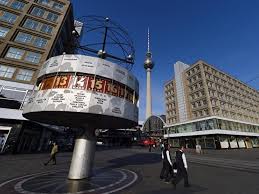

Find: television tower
<box><xmin>144</xmin><ymin>28</ymin><xmax>154</xmax><ymax>119</ymax></box>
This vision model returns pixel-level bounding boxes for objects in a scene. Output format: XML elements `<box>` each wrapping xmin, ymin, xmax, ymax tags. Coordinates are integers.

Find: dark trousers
<box><xmin>173</xmin><ymin>167</ymin><xmax>189</xmax><ymax>186</ymax></box>
<box><xmin>160</xmin><ymin>161</ymin><xmax>172</xmax><ymax>181</ymax></box>
<box><xmin>45</xmin><ymin>153</ymin><xmax>56</xmax><ymax>165</ymax></box>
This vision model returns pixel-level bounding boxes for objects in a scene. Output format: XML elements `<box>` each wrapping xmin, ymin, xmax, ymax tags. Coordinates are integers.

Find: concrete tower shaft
<box><xmin>144</xmin><ymin>28</ymin><xmax>154</xmax><ymax>119</ymax></box>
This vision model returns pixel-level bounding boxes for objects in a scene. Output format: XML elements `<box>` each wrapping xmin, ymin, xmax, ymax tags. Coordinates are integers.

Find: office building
<box><xmin>164</xmin><ymin>60</ymin><xmax>259</xmax><ymax>149</ymax></box>
<box><xmin>0</xmin><ymin>0</ymin><xmax>80</xmax><ymax>153</ymax></box>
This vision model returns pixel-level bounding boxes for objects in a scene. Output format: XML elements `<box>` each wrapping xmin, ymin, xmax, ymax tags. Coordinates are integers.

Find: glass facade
<box><xmin>167</xmin><ymin>118</ymin><xmax>259</xmax><ymax>134</ymax></box>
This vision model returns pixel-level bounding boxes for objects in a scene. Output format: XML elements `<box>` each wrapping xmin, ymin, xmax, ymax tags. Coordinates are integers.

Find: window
<box><xmin>0</xmin><ymin>26</ymin><xmax>9</xmax><ymax>37</ymax></box>
<box><xmin>31</xmin><ymin>7</ymin><xmax>45</xmax><ymax>17</ymax></box>
<box><xmin>0</xmin><ymin>0</ymin><xmax>9</xmax><ymax>5</ymax></box>
<box><xmin>23</xmin><ymin>19</ymin><xmax>39</xmax><ymax>30</ymax></box>
<box><xmin>0</xmin><ymin>65</ymin><xmax>15</xmax><ymax>78</ymax></box>
<box><xmin>24</xmin><ymin>51</ymin><xmax>41</xmax><ymax>63</ymax></box>
<box><xmin>52</xmin><ymin>2</ymin><xmax>64</xmax><ymax>11</ymax></box>
<box><xmin>15</xmin><ymin>32</ymin><xmax>33</xmax><ymax>44</ymax></box>
<box><xmin>10</xmin><ymin>1</ymin><xmax>25</xmax><ymax>10</ymax></box>
<box><xmin>16</xmin><ymin>69</ymin><xmax>34</xmax><ymax>81</ymax></box>
<box><xmin>0</xmin><ymin>11</ymin><xmax>17</xmax><ymax>24</ymax></box>
<box><xmin>46</xmin><ymin>12</ymin><xmax>58</xmax><ymax>22</ymax></box>
<box><xmin>33</xmin><ymin>37</ymin><xmax>47</xmax><ymax>48</ymax></box>
<box><xmin>40</xmin><ymin>24</ymin><xmax>53</xmax><ymax>34</ymax></box>
<box><xmin>5</xmin><ymin>47</ymin><xmax>25</xmax><ymax>60</ymax></box>
<box><xmin>38</xmin><ymin>0</ymin><xmax>51</xmax><ymax>6</ymax></box>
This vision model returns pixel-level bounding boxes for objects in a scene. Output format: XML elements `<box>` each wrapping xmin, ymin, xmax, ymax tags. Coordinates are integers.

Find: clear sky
<box><xmin>71</xmin><ymin>0</ymin><xmax>259</xmax><ymax>122</ymax></box>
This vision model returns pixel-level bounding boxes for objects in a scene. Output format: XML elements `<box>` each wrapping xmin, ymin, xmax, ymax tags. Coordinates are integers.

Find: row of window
<box><xmin>0</xmin><ymin>0</ymin><xmax>25</xmax><ymax>10</ymax></box>
<box><xmin>192</xmin><ymin>109</ymin><xmax>209</xmax><ymax>118</ymax></box>
<box><xmin>189</xmin><ymin>81</ymin><xmax>203</xmax><ymax>92</ymax></box>
<box><xmin>0</xmin><ymin>9</ymin><xmax>17</xmax><ymax>24</ymax></box>
<box><xmin>167</xmin><ymin>117</ymin><xmax>177</xmax><ymax>124</ymax></box>
<box><xmin>166</xmin><ymin>102</ymin><xmax>176</xmax><ymax>110</ymax></box>
<box><xmin>208</xmin><ymin>89</ymin><xmax>258</xmax><ymax>114</ymax></box>
<box><xmin>187</xmin><ymin>73</ymin><xmax>202</xmax><ymax>84</ymax></box>
<box><xmin>0</xmin><ymin>27</ymin><xmax>48</xmax><ymax>49</ymax></box>
<box><xmin>5</xmin><ymin>47</ymin><xmax>42</xmax><ymax>64</ymax></box>
<box><xmin>186</xmin><ymin>65</ymin><xmax>200</xmax><ymax>77</ymax></box>
<box><xmin>165</xmin><ymin>81</ymin><xmax>174</xmax><ymax>91</ymax></box>
<box><xmin>166</xmin><ymin>96</ymin><xmax>175</xmax><ymax>102</ymax></box>
<box><xmin>211</xmin><ymin>108</ymin><xmax>258</xmax><ymax>124</ymax></box>
<box><xmin>165</xmin><ymin>90</ymin><xmax>174</xmax><ymax>96</ymax></box>
<box><xmin>191</xmin><ymin>99</ymin><xmax>207</xmax><ymax>109</ymax></box>
<box><xmin>189</xmin><ymin>90</ymin><xmax>205</xmax><ymax>101</ymax></box>
<box><xmin>204</xmin><ymin>65</ymin><xmax>259</xmax><ymax>100</ymax></box>
<box><xmin>15</xmin><ymin>31</ymin><xmax>48</xmax><ymax>48</ymax></box>
<box><xmin>31</xmin><ymin>6</ymin><xmax>59</xmax><ymax>23</ymax></box>
<box><xmin>23</xmin><ymin>18</ymin><xmax>53</xmax><ymax>34</ymax></box>
<box><xmin>0</xmin><ymin>64</ymin><xmax>34</xmax><ymax>81</ymax></box>
<box><xmin>0</xmin><ymin>11</ymin><xmax>54</xmax><ymax>34</ymax></box>
<box><xmin>37</xmin><ymin>0</ymin><xmax>64</xmax><ymax>11</ymax></box>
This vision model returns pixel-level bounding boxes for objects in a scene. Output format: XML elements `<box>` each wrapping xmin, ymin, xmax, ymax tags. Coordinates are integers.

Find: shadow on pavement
<box><xmin>145</xmin><ymin>184</ymin><xmax>208</xmax><ymax>194</ymax></box>
<box><xmin>107</xmin><ymin>152</ymin><xmax>160</xmax><ymax>168</ymax></box>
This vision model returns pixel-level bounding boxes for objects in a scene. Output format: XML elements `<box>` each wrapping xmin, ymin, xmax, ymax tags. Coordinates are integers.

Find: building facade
<box><xmin>0</xmin><ymin>0</ymin><xmax>79</xmax><ymax>154</ymax></box>
<box><xmin>164</xmin><ymin>60</ymin><xmax>259</xmax><ymax>149</ymax></box>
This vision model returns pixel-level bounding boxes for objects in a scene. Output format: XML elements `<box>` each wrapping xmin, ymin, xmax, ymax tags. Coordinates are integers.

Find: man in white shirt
<box><xmin>172</xmin><ymin>145</ymin><xmax>190</xmax><ymax>188</ymax></box>
<box><xmin>160</xmin><ymin>143</ymin><xmax>173</xmax><ymax>183</ymax></box>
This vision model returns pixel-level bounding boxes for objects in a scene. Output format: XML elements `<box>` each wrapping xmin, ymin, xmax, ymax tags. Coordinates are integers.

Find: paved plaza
<box><xmin>0</xmin><ymin>147</ymin><xmax>259</xmax><ymax>194</ymax></box>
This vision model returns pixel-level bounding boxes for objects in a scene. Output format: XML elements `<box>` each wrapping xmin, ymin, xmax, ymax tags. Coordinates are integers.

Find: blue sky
<box><xmin>71</xmin><ymin>0</ymin><xmax>259</xmax><ymax>122</ymax></box>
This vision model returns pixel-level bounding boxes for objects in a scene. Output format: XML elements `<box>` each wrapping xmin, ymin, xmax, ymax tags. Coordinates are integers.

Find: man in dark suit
<box><xmin>172</xmin><ymin>145</ymin><xmax>190</xmax><ymax>188</ymax></box>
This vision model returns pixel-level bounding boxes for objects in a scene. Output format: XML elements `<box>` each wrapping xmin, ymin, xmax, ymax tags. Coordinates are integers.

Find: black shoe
<box><xmin>164</xmin><ymin>181</ymin><xmax>170</xmax><ymax>184</ymax></box>
<box><xmin>44</xmin><ymin>163</ymin><xmax>47</xmax><ymax>166</ymax></box>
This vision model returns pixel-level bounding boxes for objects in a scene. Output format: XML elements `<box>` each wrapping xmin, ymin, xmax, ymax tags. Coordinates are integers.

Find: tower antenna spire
<box><xmin>147</xmin><ymin>27</ymin><xmax>150</xmax><ymax>52</ymax></box>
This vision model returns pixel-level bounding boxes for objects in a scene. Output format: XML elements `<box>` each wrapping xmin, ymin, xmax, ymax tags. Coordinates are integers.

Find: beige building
<box><xmin>164</xmin><ymin>60</ymin><xmax>259</xmax><ymax>149</ymax></box>
<box><xmin>0</xmin><ymin>0</ymin><xmax>81</xmax><ymax>154</ymax></box>
<box><xmin>0</xmin><ymin>0</ymin><xmax>76</xmax><ymax>84</ymax></box>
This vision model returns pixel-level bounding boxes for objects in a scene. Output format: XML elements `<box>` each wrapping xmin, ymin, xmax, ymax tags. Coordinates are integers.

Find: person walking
<box><xmin>44</xmin><ymin>142</ymin><xmax>58</xmax><ymax>165</ymax></box>
<box><xmin>172</xmin><ymin>145</ymin><xmax>190</xmax><ymax>188</ymax></box>
<box><xmin>160</xmin><ymin>143</ymin><xmax>173</xmax><ymax>183</ymax></box>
